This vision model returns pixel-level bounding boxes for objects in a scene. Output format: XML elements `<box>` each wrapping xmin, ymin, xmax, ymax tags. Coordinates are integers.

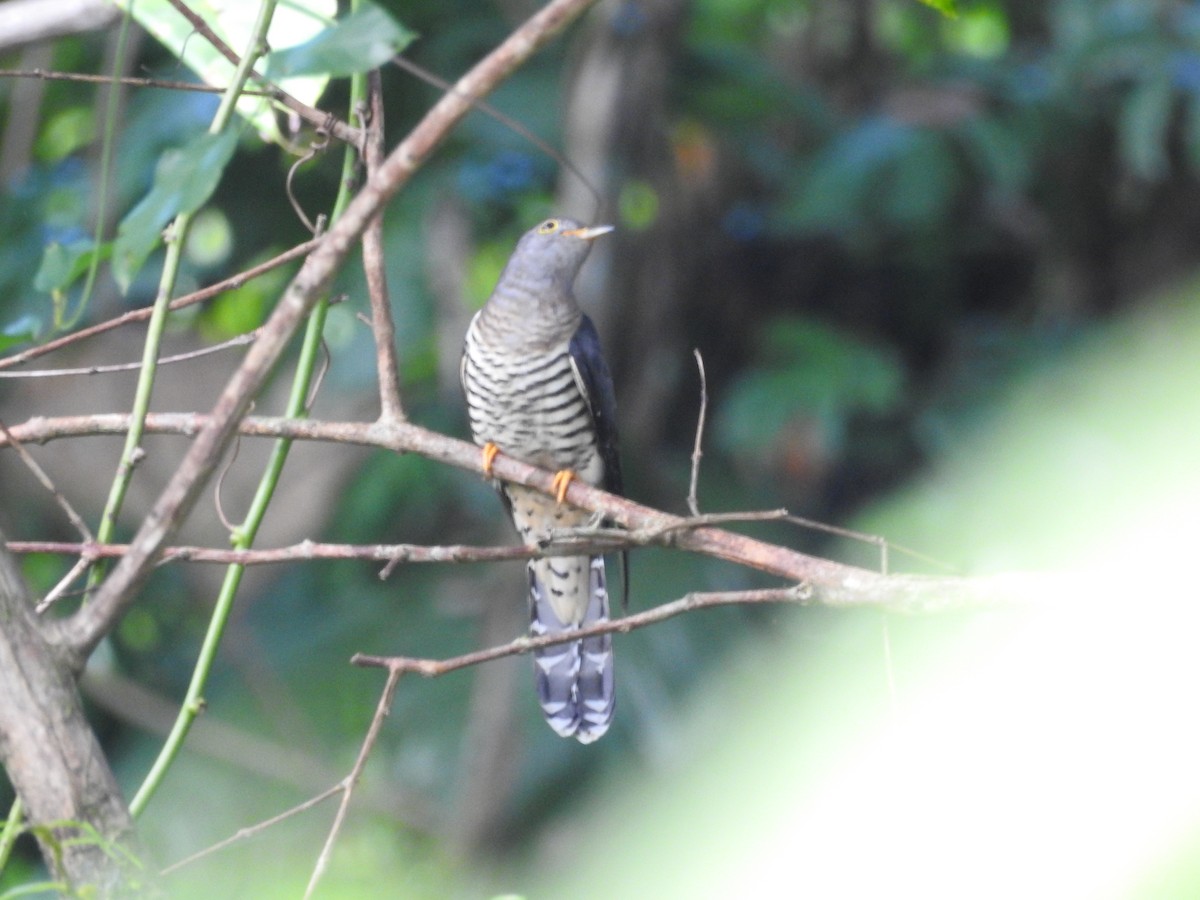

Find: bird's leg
<box><xmin>481</xmin><ymin>441</ymin><xmax>500</xmax><ymax>477</ymax></box>
<box><xmin>551</xmin><ymin>469</ymin><xmax>576</xmax><ymax>504</ymax></box>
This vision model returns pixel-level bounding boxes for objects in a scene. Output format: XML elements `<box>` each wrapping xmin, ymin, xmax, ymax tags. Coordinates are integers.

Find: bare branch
<box><xmin>304</xmin><ymin>666</ymin><xmax>404</xmax><ymax>900</ymax></box>
<box><xmin>687</xmin><ymin>348</ymin><xmax>707</xmax><ymax>516</ymax></box>
<box><xmin>0</xmin><ymin>419</ymin><xmax>92</xmax><ymax>541</ymax></box>
<box><xmin>0</xmin><ymin>329</ymin><xmax>261</xmax><ymax>378</ymax></box>
<box><xmin>2</xmin><ymin>411</ymin><xmax>1029</xmax><ymax>613</ymax></box>
<box><xmin>0</xmin><ymin>67</ymin><xmax>278</xmax><ymax>96</ymax></box>
<box><xmin>6</xmin><ymin>537</ymin><xmax>542</xmax><ymax>567</ymax></box>
<box><xmin>353</xmin><ymin>568</ymin><xmax>1060</xmax><ymax>682</ymax></box>
<box><xmin>362</xmin><ymin>69</ymin><xmax>405</xmax><ymax>422</ymax></box>
<box><xmin>354</xmin><ymin>587</ymin><xmax>813</xmax><ymax>678</ymax></box>
<box><xmin>161</xmin><ymin>785</ymin><xmax>342</xmax><ymax>877</ymax></box>
<box><xmin>0</xmin><ymin>537</ymin><xmax>142</xmax><ymax>890</ymax></box>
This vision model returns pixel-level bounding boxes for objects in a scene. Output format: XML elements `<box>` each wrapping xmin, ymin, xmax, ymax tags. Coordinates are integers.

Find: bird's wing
<box><xmin>568</xmin><ymin>314</ymin><xmax>622</xmax><ymax>496</ymax></box>
<box><xmin>569</xmin><ymin>314</ymin><xmax>629</xmax><ymax>610</ymax></box>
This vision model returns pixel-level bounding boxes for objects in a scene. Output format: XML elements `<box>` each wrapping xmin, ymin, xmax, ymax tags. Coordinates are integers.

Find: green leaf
<box><xmin>917</xmin><ymin>0</ymin><xmax>957</xmax><ymax>17</ymax></box>
<box><xmin>113</xmin><ymin>0</ymin><xmax>337</xmax><ymax>142</ymax></box>
<box><xmin>34</xmin><ymin>239</ymin><xmax>112</xmax><ymax>293</ymax></box>
<box><xmin>112</xmin><ymin>129</ymin><xmax>239</xmax><ymax>292</ymax></box>
<box><xmin>265</xmin><ymin>2</ymin><xmax>417</xmax><ymax>79</ymax></box>
<box><xmin>0</xmin><ymin>314</ymin><xmax>42</xmax><ymax>350</ymax></box>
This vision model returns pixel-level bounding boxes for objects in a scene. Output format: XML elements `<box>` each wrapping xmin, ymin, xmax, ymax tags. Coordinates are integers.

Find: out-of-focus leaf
<box><xmin>880</xmin><ymin>130</ymin><xmax>960</xmax><ymax>228</ymax></box>
<box><xmin>112</xmin><ymin>0</ymin><xmax>336</xmax><ymax>143</ymax></box>
<box><xmin>941</xmin><ymin>3</ymin><xmax>1007</xmax><ymax>58</ymax></box>
<box><xmin>34</xmin><ymin>240</ymin><xmax>112</xmax><ymax>294</ymax></box>
<box><xmin>0</xmin><ymin>314</ymin><xmax>42</xmax><ymax>350</ymax></box>
<box><xmin>958</xmin><ymin>116</ymin><xmax>1031</xmax><ymax>193</ymax></box>
<box><xmin>1119</xmin><ymin>74</ymin><xmax>1174</xmax><ymax>181</ymax></box>
<box><xmin>716</xmin><ymin>317</ymin><xmax>904</xmax><ymax>458</ymax></box>
<box><xmin>778</xmin><ymin>118</ymin><xmax>965</xmax><ymax>237</ymax></box>
<box><xmin>112</xmin><ymin>129</ymin><xmax>238</xmax><ymax>292</ymax></box>
<box><xmin>265</xmin><ymin>2</ymin><xmax>417</xmax><ymax>79</ymax></box>
<box><xmin>918</xmin><ymin>0</ymin><xmax>958</xmax><ymax>17</ymax></box>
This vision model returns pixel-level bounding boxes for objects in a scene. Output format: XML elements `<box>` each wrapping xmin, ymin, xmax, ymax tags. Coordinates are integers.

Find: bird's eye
<box><xmin>537</xmin><ymin>219</ymin><xmax>560</xmax><ymax>234</ymax></box>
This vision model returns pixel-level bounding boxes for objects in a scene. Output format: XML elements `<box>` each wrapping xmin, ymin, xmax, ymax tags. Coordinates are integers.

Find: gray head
<box><xmin>498</xmin><ymin>217</ymin><xmax>614</xmax><ymax>296</ymax></box>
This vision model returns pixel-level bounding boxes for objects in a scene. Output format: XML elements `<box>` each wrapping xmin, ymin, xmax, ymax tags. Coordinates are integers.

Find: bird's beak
<box><xmin>562</xmin><ymin>224</ymin><xmax>615</xmax><ymax>241</ymax></box>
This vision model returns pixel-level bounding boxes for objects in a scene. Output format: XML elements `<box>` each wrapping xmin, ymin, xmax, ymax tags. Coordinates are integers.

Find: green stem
<box><xmin>0</xmin><ymin>796</ymin><xmax>23</xmax><ymax>877</ymax></box>
<box><xmin>63</xmin><ymin>3</ymin><xmax>134</xmax><ymax>330</ymax></box>
<box><xmin>87</xmin><ymin>0</ymin><xmax>278</xmax><ymax>597</ymax></box>
<box><xmin>130</xmin><ymin>46</ymin><xmax>367</xmax><ymax>818</ymax></box>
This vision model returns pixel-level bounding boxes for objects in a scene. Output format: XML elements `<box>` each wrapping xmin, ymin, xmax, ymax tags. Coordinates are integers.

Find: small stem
<box><xmin>0</xmin><ymin>796</ymin><xmax>24</xmax><ymax>875</ymax></box>
<box><xmin>126</xmin><ymin>0</ymin><xmax>284</xmax><ymax>817</ymax></box>
<box><xmin>88</xmin><ymin>0</ymin><xmax>280</xmax><ymax>601</ymax></box>
<box><xmin>64</xmin><ymin>5</ymin><xmax>133</xmax><ymax>330</ymax></box>
<box><xmin>687</xmin><ymin>348</ymin><xmax>708</xmax><ymax>516</ymax></box>
<box><xmin>362</xmin><ymin>69</ymin><xmax>405</xmax><ymax>422</ymax></box>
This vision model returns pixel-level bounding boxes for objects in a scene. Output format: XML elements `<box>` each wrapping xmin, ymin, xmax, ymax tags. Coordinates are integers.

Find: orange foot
<box><xmin>481</xmin><ymin>442</ymin><xmax>500</xmax><ymax>477</ymax></box>
<box><xmin>551</xmin><ymin>469</ymin><xmax>576</xmax><ymax>504</ymax></box>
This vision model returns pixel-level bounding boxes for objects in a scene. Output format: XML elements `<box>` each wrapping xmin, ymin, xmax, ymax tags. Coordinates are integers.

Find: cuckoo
<box><xmin>460</xmin><ymin>217</ymin><xmax>624</xmax><ymax>743</ymax></box>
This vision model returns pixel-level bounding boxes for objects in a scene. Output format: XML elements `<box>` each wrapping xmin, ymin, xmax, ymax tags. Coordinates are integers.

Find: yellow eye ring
<box><xmin>537</xmin><ymin>219</ymin><xmax>560</xmax><ymax>234</ymax></box>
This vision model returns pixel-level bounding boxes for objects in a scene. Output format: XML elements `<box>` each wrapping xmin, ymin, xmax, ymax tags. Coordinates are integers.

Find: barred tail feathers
<box><xmin>528</xmin><ymin>555</ymin><xmax>614</xmax><ymax>743</ymax></box>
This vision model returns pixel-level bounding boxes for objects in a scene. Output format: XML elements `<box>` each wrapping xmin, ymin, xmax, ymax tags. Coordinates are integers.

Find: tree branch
<box><xmin>361</xmin><ymin>69</ymin><xmax>404</xmax><ymax>422</ymax></box>
<box><xmin>3</xmin><ymin>411</ymin><xmax>1055</xmax><ymax>613</ymax></box>
<box><xmin>0</xmin><ymin>537</ymin><xmax>145</xmax><ymax>892</ymax></box>
<box><xmin>354</xmin><ymin>586</ymin><xmax>813</xmax><ymax>678</ymax></box>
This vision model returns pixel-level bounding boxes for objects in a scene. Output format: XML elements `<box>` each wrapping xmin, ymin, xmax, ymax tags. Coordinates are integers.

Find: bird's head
<box><xmin>506</xmin><ymin>217</ymin><xmax>614</xmax><ymax>290</ymax></box>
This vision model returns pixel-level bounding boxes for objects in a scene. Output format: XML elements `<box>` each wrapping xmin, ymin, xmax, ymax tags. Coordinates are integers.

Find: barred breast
<box><xmin>461</xmin><ymin>316</ymin><xmax>604</xmax><ymax>486</ymax></box>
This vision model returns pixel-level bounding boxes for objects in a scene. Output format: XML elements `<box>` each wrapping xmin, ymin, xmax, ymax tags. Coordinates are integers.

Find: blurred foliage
<box><xmin>4</xmin><ymin>0</ymin><xmax>1200</xmax><ymax>894</ymax></box>
<box><xmin>716</xmin><ymin>314</ymin><xmax>904</xmax><ymax>465</ymax></box>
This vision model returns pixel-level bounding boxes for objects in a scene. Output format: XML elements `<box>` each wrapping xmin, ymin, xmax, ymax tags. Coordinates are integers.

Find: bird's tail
<box><xmin>527</xmin><ymin>555</ymin><xmax>614</xmax><ymax>743</ymax></box>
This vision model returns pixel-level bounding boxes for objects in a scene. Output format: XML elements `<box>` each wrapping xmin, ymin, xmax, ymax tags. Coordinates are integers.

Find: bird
<box><xmin>460</xmin><ymin>216</ymin><xmax>624</xmax><ymax>743</ymax></box>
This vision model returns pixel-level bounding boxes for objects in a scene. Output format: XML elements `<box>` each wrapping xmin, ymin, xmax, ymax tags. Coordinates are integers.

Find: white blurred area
<box><xmin>539</xmin><ymin>285</ymin><xmax>1200</xmax><ymax>898</ymax></box>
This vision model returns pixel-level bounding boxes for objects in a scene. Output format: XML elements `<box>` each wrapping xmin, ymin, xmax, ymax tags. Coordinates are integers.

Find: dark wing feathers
<box><xmin>568</xmin><ymin>314</ymin><xmax>629</xmax><ymax>609</ymax></box>
<box><xmin>568</xmin><ymin>314</ymin><xmax>622</xmax><ymax>496</ymax></box>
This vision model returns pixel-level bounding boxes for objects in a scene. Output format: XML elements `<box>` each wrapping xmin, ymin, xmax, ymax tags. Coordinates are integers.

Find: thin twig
<box><xmin>160</xmin><ymin>784</ymin><xmax>343</xmax><ymax>877</ymax></box>
<box><xmin>211</xmin><ymin>430</ymin><xmax>244</xmax><ymax>532</ymax></box>
<box><xmin>354</xmin><ymin>586</ymin><xmax>813</xmax><ymax>678</ymax></box>
<box><xmin>303</xmin><ymin>666</ymin><xmax>404</xmax><ymax>899</ymax></box>
<box><xmin>0</xmin><ymin>67</ymin><xmax>277</xmax><ymax>96</ymax></box>
<box><xmin>0</xmin><ymin>419</ymin><xmax>93</xmax><ymax>542</ymax></box>
<box><xmin>35</xmin><ymin>556</ymin><xmax>91</xmax><ymax>614</ymax></box>
<box><xmin>0</xmin><ymin>330</ymin><xmax>261</xmax><ymax>378</ymax></box>
<box><xmin>781</xmin><ymin>515</ymin><xmax>955</xmax><ymax>573</ymax></box>
<box><xmin>389</xmin><ymin>54</ymin><xmax>603</xmax><ymax>214</ymax></box>
<box><xmin>0</xmin><ymin>238</ymin><xmax>320</xmax><ymax>371</ymax></box>
<box><xmin>362</xmin><ymin>69</ymin><xmax>404</xmax><ymax>422</ymax></box>
<box><xmin>285</xmin><ymin>130</ymin><xmax>330</xmax><ymax>234</ymax></box>
<box><xmin>687</xmin><ymin>348</ymin><xmax>707</xmax><ymax>516</ymax></box>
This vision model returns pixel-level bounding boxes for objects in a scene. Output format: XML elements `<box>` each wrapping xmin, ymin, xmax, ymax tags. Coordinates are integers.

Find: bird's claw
<box><xmin>481</xmin><ymin>442</ymin><xmax>500</xmax><ymax>477</ymax></box>
<box><xmin>551</xmin><ymin>469</ymin><xmax>576</xmax><ymax>504</ymax></box>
